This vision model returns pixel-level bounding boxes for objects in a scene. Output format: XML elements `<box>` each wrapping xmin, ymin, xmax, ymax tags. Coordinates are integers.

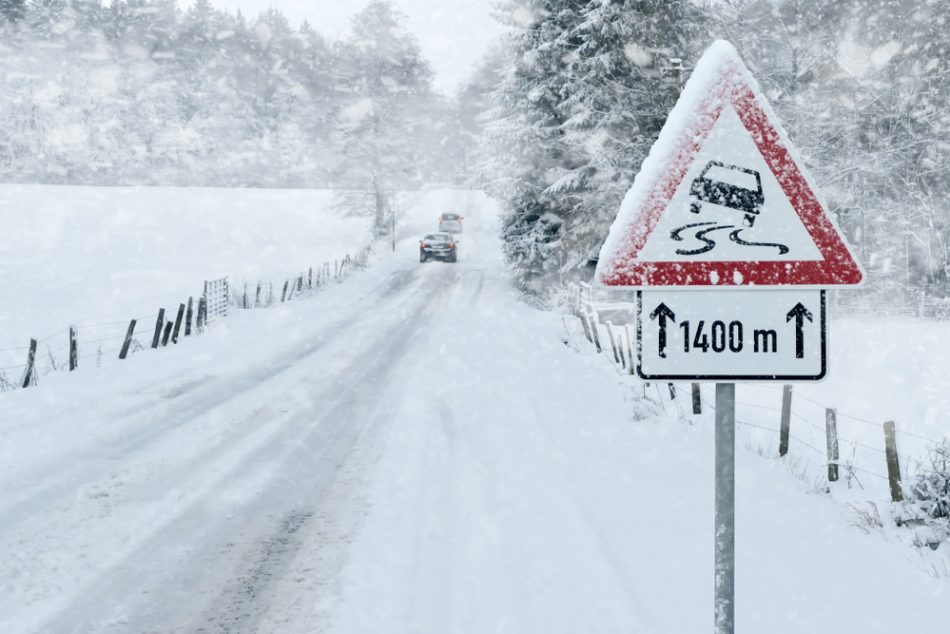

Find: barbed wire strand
<box><xmin>738</xmin><ymin>382</ymin><xmax>945</xmax><ymax>445</ymax></box>
<box><xmin>78</xmin><ymin>334</ymin><xmax>127</xmax><ymax>345</ymax></box>
<box><xmin>851</xmin><ymin>464</ymin><xmax>889</xmax><ymax>480</ymax></box>
<box><xmin>38</xmin><ymin>329</ymin><xmax>68</xmax><ymax>344</ymax></box>
<box><xmin>74</xmin><ymin>319</ymin><xmax>137</xmax><ymax>329</ymax></box>
<box><xmin>0</xmin><ymin>344</ymin><xmax>31</xmax><ymax>353</ymax></box>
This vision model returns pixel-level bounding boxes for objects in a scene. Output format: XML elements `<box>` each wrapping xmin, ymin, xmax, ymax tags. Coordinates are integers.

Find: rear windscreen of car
<box><xmin>425</xmin><ymin>235</ymin><xmax>451</xmax><ymax>242</ymax></box>
<box><xmin>703</xmin><ymin>165</ymin><xmax>758</xmax><ymax>190</ymax></box>
<box><xmin>442</xmin><ymin>214</ymin><xmax>459</xmax><ymax>220</ymax></box>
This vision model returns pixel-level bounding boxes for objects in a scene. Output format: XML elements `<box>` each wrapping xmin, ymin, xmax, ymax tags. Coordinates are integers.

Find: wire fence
<box><xmin>229</xmin><ymin>247</ymin><xmax>371</xmax><ymax>311</ymax></box>
<box><xmin>0</xmin><ymin>246</ymin><xmax>372</xmax><ymax>394</ymax></box>
<box><xmin>570</xmin><ymin>292</ymin><xmax>948</xmax><ymax>502</ymax></box>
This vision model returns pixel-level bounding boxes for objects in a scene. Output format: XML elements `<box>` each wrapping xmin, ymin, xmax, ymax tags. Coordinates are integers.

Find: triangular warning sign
<box><xmin>596</xmin><ymin>40</ymin><xmax>864</xmax><ymax>289</ymax></box>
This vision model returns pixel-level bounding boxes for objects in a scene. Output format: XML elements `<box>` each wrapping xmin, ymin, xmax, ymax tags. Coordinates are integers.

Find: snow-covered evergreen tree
<box><xmin>0</xmin><ymin>0</ymin><xmax>25</xmax><ymax>22</ymax></box>
<box><xmin>557</xmin><ymin>0</ymin><xmax>705</xmax><ymax>271</ymax></box>
<box><xmin>483</xmin><ymin>0</ymin><xmax>587</xmax><ymax>292</ymax></box>
<box><xmin>484</xmin><ymin>0</ymin><xmax>706</xmax><ymax>292</ymax></box>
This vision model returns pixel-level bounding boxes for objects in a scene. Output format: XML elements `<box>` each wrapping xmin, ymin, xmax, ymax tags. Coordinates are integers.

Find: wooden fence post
<box><xmin>624</xmin><ymin>325</ymin><xmax>636</xmax><ymax>376</ymax></box>
<box><xmin>779</xmin><ymin>385</ymin><xmax>792</xmax><ymax>457</ymax></box>
<box><xmin>119</xmin><ymin>319</ymin><xmax>136</xmax><ymax>359</ymax></box>
<box><xmin>281</xmin><ymin>280</ymin><xmax>289</xmax><ymax>302</ymax></box>
<box><xmin>605</xmin><ymin>322</ymin><xmax>621</xmax><ymax>366</ymax></box>
<box><xmin>171</xmin><ymin>303</ymin><xmax>185</xmax><ymax>344</ymax></box>
<box><xmin>152</xmin><ymin>309</ymin><xmax>165</xmax><ymax>349</ymax></box>
<box><xmin>587</xmin><ymin>306</ymin><xmax>602</xmax><ymax>353</ymax></box>
<box><xmin>69</xmin><ymin>326</ymin><xmax>78</xmax><ymax>371</ymax></box>
<box><xmin>242</xmin><ymin>283</ymin><xmax>249</xmax><ymax>309</ymax></box>
<box><xmin>21</xmin><ymin>338</ymin><xmax>37</xmax><ymax>388</ymax></box>
<box><xmin>185</xmin><ymin>297</ymin><xmax>193</xmax><ymax>336</ymax></box>
<box><xmin>308</xmin><ymin>267</ymin><xmax>313</xmax><ymax>289</ymax></box>
<box><xmin>667</xmin><ymin>383</ymin><xmax>677</xmax><ymax>401</ymax></box>
<box><xmin>161</xmin><ymin>321</ymin><xmax>173</xmax><ymax>347</ymax></box>
<box><xmin>825</xmin><ymin>408</ymin><xmax>839</xmax><ymax>482</ymax></box>
<box><xmin>883</xmin><ymin>421</ymin><xmax>904</xmax><ymax>502</ymax></box>
<box><xmin>255</xmin><ymin>282</ymin><xmax>262</xmax><ymax>307</ymax></box>
<box><xmin>196</xmin><ymin>297</ymin><xmax>207</xmax><ymax>333</ymax></box>
<box><xmin>579</xmin><ymin>311</ymin><xmax>593</xmax><ymax>343</ymax></box>
<box><xmin>298</xmin><ymin>274</ymin><xmax>304</xmax><ymax>291</ymax></box>
<box><xmin>691</xmin><ymin>384</ymin><xmax>702</xmax><ymax>415</ymax></box>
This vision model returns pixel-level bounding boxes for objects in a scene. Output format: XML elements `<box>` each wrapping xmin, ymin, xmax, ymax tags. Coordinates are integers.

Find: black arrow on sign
<box><xmin>786</xmin><ymin>302</ymin><xmax>813</xmax><ymax>359</ymax></box>
<box><xmin>649</xmin><ymin>303</ymin><xmax>676</xmax><ymax>358</ymax></box>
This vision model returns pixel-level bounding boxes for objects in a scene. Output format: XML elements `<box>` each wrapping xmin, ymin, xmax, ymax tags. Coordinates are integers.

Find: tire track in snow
<box><xmin>4</xmin><ymin>264</ymin><xmax>447</xmax><ymax>634</ymax></box>
<box><xmin>0</xmin><ymin>266</ymin><xmax>428</xmax><ymax>530</ymax></box>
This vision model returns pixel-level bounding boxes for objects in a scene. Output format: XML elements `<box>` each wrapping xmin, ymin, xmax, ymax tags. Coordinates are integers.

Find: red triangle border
<box><xmin>599</xmin><ymin>64</ymin><xmax>863</xmax><ymax>288</ymax></box>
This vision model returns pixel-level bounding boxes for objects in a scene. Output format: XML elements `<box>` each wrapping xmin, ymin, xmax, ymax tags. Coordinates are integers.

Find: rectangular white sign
<box><xmin>637</xmin><ymin>290</ymin><xmax>826</xmax><ymax>381</ymax></box>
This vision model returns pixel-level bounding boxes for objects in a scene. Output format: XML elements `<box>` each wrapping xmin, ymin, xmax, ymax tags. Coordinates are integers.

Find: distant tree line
<box><xmin>477</xmin><ymin>0</ymin><xmax>950</xmax><ymax>299</ymax></box>
<box><xmin>0</xmin><ymin>0</ymin><xmax>470</xmax><ymax>229</ymax></box>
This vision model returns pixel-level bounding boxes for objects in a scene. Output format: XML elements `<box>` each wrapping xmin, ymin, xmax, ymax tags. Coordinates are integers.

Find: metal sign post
<box><xmin>714</xmin><ymin>383</ymin><xmax>735</xmax><ymax>634</ymax></box>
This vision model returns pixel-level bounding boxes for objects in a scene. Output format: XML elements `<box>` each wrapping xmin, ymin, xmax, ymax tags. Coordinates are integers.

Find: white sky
<box><xmin>177</xmin><ymin>0</ymin><xmax>504</xmax><ymax>95</ymax></box>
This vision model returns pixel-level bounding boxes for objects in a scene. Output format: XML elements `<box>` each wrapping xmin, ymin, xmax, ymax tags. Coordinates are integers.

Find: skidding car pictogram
<box><xmin>689</xmin><ymin>160</ymin><xmax>764</xmax><ymax>227</ymax></box>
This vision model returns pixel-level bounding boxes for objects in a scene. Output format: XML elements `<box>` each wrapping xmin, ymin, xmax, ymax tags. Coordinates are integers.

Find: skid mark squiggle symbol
<box><xmin>671</xmin><ymin>222</ymin><xmax>789</xmax><ymax>256</ymax></box>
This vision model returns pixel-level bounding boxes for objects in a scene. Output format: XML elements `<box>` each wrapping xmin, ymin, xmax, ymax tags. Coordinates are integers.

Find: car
<box><xmin>438</xmin><ymin>212</ymin><xmax>463</xmax><ymax>233</ymax></box>
<box><xmin>688</xmin><ymin>160</ymin><xmax>764</xmax><ymax>227</ymax></box>
<box><xmin>419</xmin><ymin>232</ymin><xmax>458</xmax><ymax>263</ymax></box>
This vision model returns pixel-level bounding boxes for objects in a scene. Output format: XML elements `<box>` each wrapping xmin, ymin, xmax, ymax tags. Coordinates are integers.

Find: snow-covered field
<box><xmin>1</xmin><ymin>186</ymin><xmax>948</xmax><ymax>633</ymax></box>
<box><xmin>0</xmin><ymin>185</ymin><xmax>374</xmax><ymax>377</ymax></box>
<box><xmin>582</xmin><ymin>305</ymin><xmax>950</xmax><ymax>505</ymax></box>
<box><xmin>732</xmin><ymin>316</ymin><xmax>950</xmax><ymax>503</ymax></box>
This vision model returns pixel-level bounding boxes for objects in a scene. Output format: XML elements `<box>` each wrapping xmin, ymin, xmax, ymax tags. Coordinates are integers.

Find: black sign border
<box><xmin>635</xmin><ymin>290</ymin><xmax>827</xmax><ymax>382</ymax></box>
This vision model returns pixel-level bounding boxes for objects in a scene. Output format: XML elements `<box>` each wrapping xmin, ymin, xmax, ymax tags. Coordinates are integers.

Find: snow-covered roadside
<box><xmin>695</xmin><ymin>316</ymin><xmax>950</xmax><ymax>508</ymax></box>
<box><xmin>577</xmin><ymin>297</ymin><xmax>950</xmax><ymax>511</ymax></box>
<box><xmin>324</xmin><ymin>257</ymin><xmax>950</xmax><ymax>630</ymax></box>
<box><xmin>0</xmin><ymin>188</ymin><xmax>478</xmax><ymax>632</ymax></box>
<box><xmin>0</xmin><ymin>184</ymin><xmax>374</xmax><ymax>374</ymax></box>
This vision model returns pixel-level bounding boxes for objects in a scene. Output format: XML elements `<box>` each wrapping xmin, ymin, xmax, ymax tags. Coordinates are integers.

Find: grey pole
<box><xmin>715</xmin><ymin>382</ymin><xmax>736</xmax><ymax>634</ymax></box>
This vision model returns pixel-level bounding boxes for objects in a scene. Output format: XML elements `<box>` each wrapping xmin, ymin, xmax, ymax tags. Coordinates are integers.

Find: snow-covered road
<box><xmin>2</xmin><ymin>189</ymin><xmax>949</xmax><ymax>633</ymax></box>
<box><xmin>0</xmin><ymin>191</ymin><xmax>488</xmax><ymax>632</ymax></box>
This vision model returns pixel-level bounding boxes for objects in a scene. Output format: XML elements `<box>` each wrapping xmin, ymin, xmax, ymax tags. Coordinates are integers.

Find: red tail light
<box><xmin>449</xmin><ymin>242</ymin><xmax>455</xmax><ymax>248</ymax></box>
<box><xmin>420</xmin><ymin>243</ymin><xmax>428</xmax><ymax>248</ymax></box>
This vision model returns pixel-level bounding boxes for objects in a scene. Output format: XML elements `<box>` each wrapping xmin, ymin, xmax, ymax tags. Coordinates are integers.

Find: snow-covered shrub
<box><xmin>908</xmin><ymin>441</ymin><xmax>950</xmax><ymax>546</ymax></box>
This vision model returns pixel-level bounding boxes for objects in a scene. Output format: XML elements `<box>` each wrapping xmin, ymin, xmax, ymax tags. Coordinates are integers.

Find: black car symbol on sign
<box><xmin>688</xmin><ymin>160</ymin><xmax>764</xmax><ymax>227</ymax></box>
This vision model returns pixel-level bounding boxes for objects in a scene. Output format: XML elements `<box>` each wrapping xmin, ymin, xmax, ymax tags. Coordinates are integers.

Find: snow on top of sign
<box><xmin>595</xmin><ymin>40</ymin><xmax>864</xmax><ymax>289</ymax></box>
<box><xmin>597</xmin><ymin>41</ymin><xmax>749</xmax><ymax>276</ymax></box>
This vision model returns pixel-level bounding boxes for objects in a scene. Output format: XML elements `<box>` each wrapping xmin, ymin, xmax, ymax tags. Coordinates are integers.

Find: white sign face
<box><xmin>636</xmin><ymin>105</ymin><xmax>823</xmax><ymax>265</ymax></box>
<box><xmin>637</xmin><ymin>290</ymin><xmax>825</xmax><ymax>381</ymax></box>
